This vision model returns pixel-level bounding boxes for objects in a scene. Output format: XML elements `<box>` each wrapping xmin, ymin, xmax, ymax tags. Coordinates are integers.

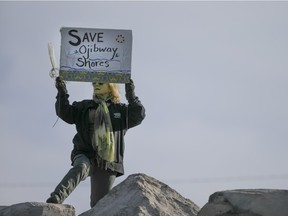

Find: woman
<box><xmin>46</xmin><ymin>77</ymin><xmax>145</xmax><ymax>207</ymax></box>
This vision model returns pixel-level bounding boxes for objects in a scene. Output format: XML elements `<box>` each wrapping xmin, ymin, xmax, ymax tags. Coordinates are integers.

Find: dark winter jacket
<box><xmin>55</xmin><ymin>93</ymin><xmax>145</xmax><ymax>177</ymax></box>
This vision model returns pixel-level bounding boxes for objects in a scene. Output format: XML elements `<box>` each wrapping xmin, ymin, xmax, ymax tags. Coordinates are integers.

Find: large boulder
<box><xmin>0</xmin><ymin>202</ymin><xmax>75</xmax><ymax>216</ymax></box>
<box><xmin>79</xmin><ymin>173</ymin><xmax>200</xmax><ymax>216</ymax></box>
<box><xmin>197</xmin><ymin>189</ymin><xmax>288</xmax><ymax>216</ymax></box>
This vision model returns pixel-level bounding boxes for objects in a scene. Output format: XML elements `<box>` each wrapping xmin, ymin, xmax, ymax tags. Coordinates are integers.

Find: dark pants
<box><xmin>49</xmin><ymin>154</ymin><xmax>116</xmax><ymax>208</ymax></box>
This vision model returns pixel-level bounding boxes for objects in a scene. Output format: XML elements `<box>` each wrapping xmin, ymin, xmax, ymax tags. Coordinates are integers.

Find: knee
<box><xmin>72</xmin><ymin>155</ymin><xmax>91</xmax><ymax>177</ymax></box>
<box><xmin>74</xmin><ymin>162</ymin><xmax>90</xmax><ymax>179</ymax></box>
<box><xmin>75</xmin><ymin>162</ymin><xmax>89</xmax><ymax>171</ymax></box>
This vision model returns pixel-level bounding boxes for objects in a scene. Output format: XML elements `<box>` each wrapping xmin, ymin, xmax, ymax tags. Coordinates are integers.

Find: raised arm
<box><xmin>55</xmin><ymin>77</ymin><xmax>76</xmax><ymax>124</ymax></box>
<box><xmin>125</xmin><ymin>79</ymin><xmax>146</xmax><ymax>129</ymax></box>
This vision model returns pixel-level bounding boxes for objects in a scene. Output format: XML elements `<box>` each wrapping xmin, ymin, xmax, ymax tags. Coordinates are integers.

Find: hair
<box><xmin>92</xmin><ymin>82</ymin><xmax>121</xmax><ymax>104</ymax></box>
<box><xmin>108</xmin><ymin>83</ymin><xmax>121</xmax><ymax>104</ymax></box>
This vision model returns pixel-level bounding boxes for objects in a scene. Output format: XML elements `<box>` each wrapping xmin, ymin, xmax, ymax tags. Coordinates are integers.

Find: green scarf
<box><xmin>92</xmin><ymin>97</ymin><xmax>116</xmax><ymax>169</ymax></box>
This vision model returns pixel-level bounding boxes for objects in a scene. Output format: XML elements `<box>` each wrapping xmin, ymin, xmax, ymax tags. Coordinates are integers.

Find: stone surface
<box><xmin>3</xmin><ymin>176</ymin><xmax>287</xmax><ymax>216</ymax></box>
<box><xmin>197</xmin><ymin>189</ymin><xmax>288</xmax><ymax>216</ymax></box>
<box><xmin>0</xmin><ymin>202</ymin><xmax>75</xmax><ymax>216</ymax></box>
<box><xmin>79</xmin><ymin>173</ymin><xmax>200</xmax><ymax>216</ymax></box>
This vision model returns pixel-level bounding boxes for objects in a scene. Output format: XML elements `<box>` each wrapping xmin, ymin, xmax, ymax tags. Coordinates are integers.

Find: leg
<box><xmin>47</xmin><ymin>154</ymin><xmax>91</xmax><ymax>204</ymax></box>
<box><xmin>90</xmin><ymin>162</ymin><xmax>117</xmax><ymax>208</ymax></box>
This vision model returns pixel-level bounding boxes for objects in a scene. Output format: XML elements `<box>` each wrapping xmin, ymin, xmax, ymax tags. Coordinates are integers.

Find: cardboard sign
<box><xmin>59</xmin><ymin>27</ymin><xmax>132</xmax><ymax>83</ymax></box>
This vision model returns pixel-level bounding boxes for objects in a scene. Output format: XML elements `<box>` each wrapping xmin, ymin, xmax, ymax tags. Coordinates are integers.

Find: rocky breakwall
<box><xmin>2</xmin><ymin>176</ymin><xmax>288</xmax><ymax>216</ymax></box>
<box><xmin>79</xmin><ymin>173</ymin><xmax>200</xmax><ymax>216</ymax></box>
<box><xmin>0</xmin><ymin>202</ymin><xmax>75</xmax><ymax>216</ymax></box>
<box><xmin>0</xmin><ymin>173</ymin><xmax>199</xmax><ymax>216</ymax></box>
<box><xmin>198</xmin><ymin>189</ymin><xmax>288</xmax><ymax>216</ymax></box>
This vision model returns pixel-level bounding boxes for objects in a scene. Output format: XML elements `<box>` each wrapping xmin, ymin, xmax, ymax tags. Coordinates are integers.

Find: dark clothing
<box><xmin>49</xmin><ymin>153</ymin><xmax>117</xmax><ymax>207</ymax></box>
<box><xmin>89</xmin><ymin>159</ymin><xmax>117</xmax><ymax>207</ymax></box>
<box><xmin>55</xmin><ymin>93</ymin><xmax>145</xmax><ymax>177</ymax></box>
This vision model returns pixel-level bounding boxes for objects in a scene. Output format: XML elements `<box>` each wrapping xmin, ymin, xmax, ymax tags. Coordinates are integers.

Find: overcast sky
<box><xmin>1</xmin><ymin>1</ymin><xmax>288</xmax><ymax>214</ymax></box>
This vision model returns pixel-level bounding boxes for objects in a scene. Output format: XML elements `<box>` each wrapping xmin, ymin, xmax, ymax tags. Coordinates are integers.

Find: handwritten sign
<box><xmin>59</xmin><ymin>27</ymin><xmax>132</xmax><ymax>83</ymax></box>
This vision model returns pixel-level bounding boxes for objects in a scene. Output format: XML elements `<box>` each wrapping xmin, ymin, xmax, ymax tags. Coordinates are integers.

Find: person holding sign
<box><xmin>46</xmin><ymin>77</ymin><xmax>145</xmax><ymax>207</ymax></box>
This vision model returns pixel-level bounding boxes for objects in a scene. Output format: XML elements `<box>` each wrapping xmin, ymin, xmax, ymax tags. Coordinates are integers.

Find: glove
<box><xmin>55</xmin><ymin>77</ymin><xmax>67</xmax><ymax>95</ymax></box>
<box><xmin>125</xmin><ymin>78</ymin><xmax>137</xmax><ymax>103</ymax></box>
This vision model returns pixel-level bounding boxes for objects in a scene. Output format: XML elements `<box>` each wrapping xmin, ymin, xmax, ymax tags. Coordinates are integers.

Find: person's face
<box><xmin>93</xmin><ymin>82</ymin><xmax>110</xmax><ymax>96</ymax></box>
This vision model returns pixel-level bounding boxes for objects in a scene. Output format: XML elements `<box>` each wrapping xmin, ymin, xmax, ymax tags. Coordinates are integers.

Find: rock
<box><xmin>197</xmin><ymin>189</ymin><xmax>288</xmax><ymax>216</ymax></box>
<box><xmin>79</xmin><ymin>173</ymin><xmax>200</xmax><ymax>216</ymax></box>
<box><xmin>0</xmin><ymin>202</ymin><xmax>75</xmax><ymax>216</ymax></box>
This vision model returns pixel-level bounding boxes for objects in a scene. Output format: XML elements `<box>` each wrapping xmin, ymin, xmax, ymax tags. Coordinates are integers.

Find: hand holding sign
<box><xmin>55</xmin><ymin>77</ymin><xmax>67</xmax><ymax>95</ymax></box>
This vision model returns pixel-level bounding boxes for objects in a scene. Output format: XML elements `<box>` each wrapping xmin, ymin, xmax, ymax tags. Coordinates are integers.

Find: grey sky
<box><xmin>1</xmin><ymin>1</ymin><xmax>288</xmax><ymax>214</ymax></box>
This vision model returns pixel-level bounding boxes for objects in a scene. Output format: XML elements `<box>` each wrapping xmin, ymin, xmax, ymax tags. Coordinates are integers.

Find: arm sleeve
<box><xmin>126</xmin><ymin>97</ymin><xmax>146</xmax><ymax>129</ymax></box>
<box><xmin>55</xmin><ymin>93</ymin><xmax>77</xmax><ymax>124</ymax></box>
